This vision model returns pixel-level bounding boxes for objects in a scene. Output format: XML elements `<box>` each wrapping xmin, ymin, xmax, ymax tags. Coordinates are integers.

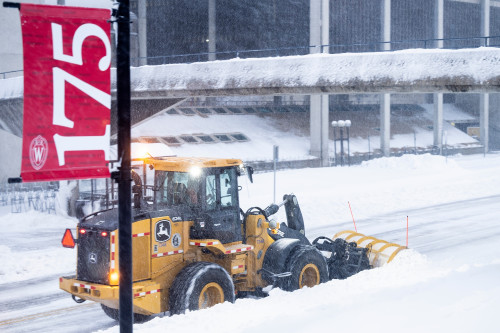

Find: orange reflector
<box><xmin>109</xmin><ymin>271</ymin><xmax>119</xmax><ymax>285</ymax></box>
<box><xmin>62</xmin><ymin>228</ymin><xmax>75</xmax><ymax>248</ymax></box>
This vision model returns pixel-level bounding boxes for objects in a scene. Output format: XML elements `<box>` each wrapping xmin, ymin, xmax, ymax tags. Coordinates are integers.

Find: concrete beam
<box><xmin>3</xmin><ymin>48</ymin><xmax>500</xmax><ymax>101</ymax></box>
<box><xmin>122</xmin><ymin>48</ymin><xmax>500</xmax><ymax>99</ymax></box>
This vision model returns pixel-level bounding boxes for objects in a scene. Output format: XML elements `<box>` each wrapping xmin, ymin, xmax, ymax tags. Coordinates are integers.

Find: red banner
<box><xmin>20</xmin><ymin>4</ymin><xmax>111</xmax><ymax>182</ymax></box>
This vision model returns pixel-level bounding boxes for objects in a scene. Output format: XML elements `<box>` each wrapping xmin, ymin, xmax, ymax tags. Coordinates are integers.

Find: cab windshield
<box><xmin>154</xmin><ymin>171</ymin><xmax>202</xmax><ymax>207</ymax></box>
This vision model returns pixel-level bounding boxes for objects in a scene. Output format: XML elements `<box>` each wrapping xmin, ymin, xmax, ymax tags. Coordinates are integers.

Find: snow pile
<box><xmin>98</xmin><ymin>249</ymin><xmax>500</xmax><ymax>333</ymax></box>
<box><xmin>360</xmin><ymin>153</ymin><xmax>461</xmax><ymax>171</ymax></box>
<box><xmin>243</xmin><ymin>154</ymin><xmax>492</xmax><ymax>227</ymax></box>
<box><xmin>0</xmin><ymin>212</ymin><xmax>76</xmax><ymax>283</ymax></box>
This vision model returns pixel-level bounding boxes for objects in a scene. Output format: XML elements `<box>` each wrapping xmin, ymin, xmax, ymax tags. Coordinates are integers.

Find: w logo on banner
<box><xmin>29</xmin><ymin>135</ymin><xmax>48</xmax><ymax>170</ymax></box>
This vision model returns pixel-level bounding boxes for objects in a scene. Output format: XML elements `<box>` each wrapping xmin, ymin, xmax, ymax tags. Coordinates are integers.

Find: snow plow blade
<box><xmin>332</xmin><ymin>230</ymin><xmax>407</xmax><ymax>268</ymax></box>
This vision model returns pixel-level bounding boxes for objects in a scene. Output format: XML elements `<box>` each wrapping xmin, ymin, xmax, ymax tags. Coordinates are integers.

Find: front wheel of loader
<box><xmin>100</xmin><ymin>304</ymin><xmax>152</xmax><ymax>323</ymax></box>
<box><xmin>282</xmin><ymin>245</ymin><xmax>329</xmax><ymax>291</ymax></box>
<box><xmin>169</xmin><ymin>262</ymin><xmax>235</xmax><ymax>315</ymax></box>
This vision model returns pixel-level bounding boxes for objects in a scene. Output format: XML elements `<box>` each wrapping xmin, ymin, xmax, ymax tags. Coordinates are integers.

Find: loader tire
<box><xmin>282</xmin><ymin>245</ymin><xmax>328</xmax><ymax>291</ymax></box>
<box><xmin>169</xmin><ymin>262</ymin><xmax>235</xmax><ymax>315</ymax></box>
<box><xmin>100</xmin><ymin>304</ymin><xmax>152</xmax><ymax>323</ymax></box>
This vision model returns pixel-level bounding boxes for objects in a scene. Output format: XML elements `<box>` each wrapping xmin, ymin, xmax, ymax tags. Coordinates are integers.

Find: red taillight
<box><xmin>79</xmin><ymin>228</ymin><xmax>86</xmax><ymax>235</ymax></box>
<box><xmin>101</xmin><ymin>231</ymin><xmax>108</xmax><ymax>237</ymax></box>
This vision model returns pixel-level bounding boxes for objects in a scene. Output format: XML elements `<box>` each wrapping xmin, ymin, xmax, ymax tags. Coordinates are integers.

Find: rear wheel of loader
<box><xmin>282</xmin><ymin>245</ymin><xmax>328</xmax><ymax>291</ymax></box>
<box><xmin>100</xmin><ymin>304</ymin><xmax>152</xmax><ymax>323</ymax></box>
<box><xmin>169</xmin><ymin>262</ymin><xmax>235</xmax><ymax>315</ymax></box>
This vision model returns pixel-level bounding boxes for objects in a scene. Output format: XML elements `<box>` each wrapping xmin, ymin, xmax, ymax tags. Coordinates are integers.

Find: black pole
<box><xmin>116</xmin><ymin>1</ymin><xmax>133</xmax><ymax>332</ymax></box>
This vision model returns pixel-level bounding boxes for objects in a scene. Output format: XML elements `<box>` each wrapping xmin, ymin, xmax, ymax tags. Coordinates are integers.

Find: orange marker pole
<box><xmin>348</xmin><ymin>201</ymin><xmax>357</xmax><ymax>232</ymax></box>
<box><xmin>406</xmin><ymin>216</ymin><xmax>409</xmax><ymax>248</ymax></box>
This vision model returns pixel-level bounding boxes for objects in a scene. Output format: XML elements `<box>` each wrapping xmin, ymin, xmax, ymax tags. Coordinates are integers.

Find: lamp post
<box><xmin>331</xmin><ymin>120</ymin><xmax>351</xmax><ymax>166</ymax></box>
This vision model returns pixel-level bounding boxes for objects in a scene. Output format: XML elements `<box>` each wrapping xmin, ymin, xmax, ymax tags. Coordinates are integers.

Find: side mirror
<box><xmin>246</xmin><ymin>166</ymin><xmax>254</xmax><ymax>183</ymax></box>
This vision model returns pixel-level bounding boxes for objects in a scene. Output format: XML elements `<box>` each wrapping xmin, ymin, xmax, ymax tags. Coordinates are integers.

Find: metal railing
<box><xmin>2</xmin><ymin>35</ymin><xmax>500</xmax><ymax>78</ymax></box>
<box><xmin>0</xmin><ymin>70</ymin><xmax>24</xmax><ymax>79</ymax></box>
<box><xmin>133</xmin><ymin>35</ymin><xmax>500</xmax><ymax>66</ymax></box>
<box><xmin>0</xmin><ymin>183</ymin><xmax>59</xmax><ymax>214</ymax></box>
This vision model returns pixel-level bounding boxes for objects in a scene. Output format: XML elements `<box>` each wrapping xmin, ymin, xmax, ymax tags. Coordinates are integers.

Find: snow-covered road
<box><xmin>0</xmin><ymin>153</ymin><xmax>499</xmax><ymax>332</ymax></box>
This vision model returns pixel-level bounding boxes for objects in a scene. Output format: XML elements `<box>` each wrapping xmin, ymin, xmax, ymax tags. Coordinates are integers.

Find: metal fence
<box><xmin>2</xmin><ymin>35</ymin><xmax>500</xmax><ymax>78</ymax></box>
<box><xmin>0</xmin><ymin>183</ymin><xmax>58</xmax><ymax>214</ymax></box>
<box><xmin>133</xmin><ymin>35</ymin><xmax>500</xmax><ymax>66</ymax></box>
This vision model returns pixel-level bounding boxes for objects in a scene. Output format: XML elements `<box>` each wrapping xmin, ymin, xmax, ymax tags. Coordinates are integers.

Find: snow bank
<box><xmin>360</xmin><ymin>153</ymin><xmax>461</xmax><ymax>170</ymax></box>
<box><xmin>0</xmin><ymin>212</ymin><xmax>77</xmax><ymax>283</ymax></box>
<box><xmin>97</xmin><ymin>249</ymin><xmax>500</xmax><ymax>333</ymax></box>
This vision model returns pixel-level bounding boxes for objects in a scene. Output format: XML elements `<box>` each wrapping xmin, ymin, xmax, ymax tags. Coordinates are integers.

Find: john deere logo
<box><xmin>155</xmin><ymin>220</ymin><xmax>171</xmax><ymax>242</ymax></box>
<box><xmin>29</xmin><ymin>135</ymin><xmax>48</xmax><ymax>170</ymax></box>
<box><xmin>88</xmin><ymin>252</ymin><xmax>97</xmax><ymax>264</ymax></box>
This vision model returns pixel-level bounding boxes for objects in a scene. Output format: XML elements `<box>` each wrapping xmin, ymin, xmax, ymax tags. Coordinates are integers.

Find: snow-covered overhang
<box><xmin>1</xmin><ymin>47</ymin><xmax>500</xmax><ymax>101</ymax></box>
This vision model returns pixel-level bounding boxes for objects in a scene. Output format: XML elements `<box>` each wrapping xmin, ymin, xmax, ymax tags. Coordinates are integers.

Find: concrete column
<box><xmin>380</xmin><ymin>94</ymin><xmax>391</xmax><ymax>156</ymax></box>
<box><xmin>433</xmin><ymin>93</ymin><xmax>443</xmax><ymax>154</ymax></box>
<box><xmin>309</xmin><ymin>0</ymin><xmax>329</xmax><ymax>166</ymax></box>
<box><xmin>380</xmin><ymin>0</ymin><xmax>391</xmax><ymax>156</ymax></box>
<box><xmin>321</xmin><ymin>0</ymin><xmax>329</xmax><ymax>53</ymax></box>
<box><xmin>310</xmin><ymin>95</ymin><xmax>321</xmax><ymax>158</ymax></box>
<box><xmin>480</xmin><ymin>0</ymin><xmax>490</xmax><ymax>154</ymax></box>
<box><xmin>381</xmin><ymin>0</ymin><xmax>391</xmax><ymax>51</ymax></box>
<box><xmin>434</xmin><ymin>0</ymin><xmax>444</xmax><ymax>48</ymax></box>
<box><xmin>433</xmin><ymin>0</ymin><xmax>444</xmax><ymax>153</ymax></box>
<box><xmin>320</xmin><ymin>94</ymin><xmax>329</xmax><ymax>166</ymax></box>
<box><xmin>480</xmin><ymin>95</ymin><xmax>490</xmax><ymax>154</ymax></box>
<box><xmin>481</xmin><ymin>0</ymin><xmax>490</xmax><ymax>46</ymax></box>
<box><xmin>138</xmin><ymin>0</ymin><xmax>148</xmax><ymax>66</ymax></box>
<box><xmin>310</xmin><ymin>0</ymin><xmax>321</xmax><ymax>54</ymax></box>
<box><xmin>208</xmin><ymin>0</ymin><xmax>216</xmax><ymax>61</ymax></box>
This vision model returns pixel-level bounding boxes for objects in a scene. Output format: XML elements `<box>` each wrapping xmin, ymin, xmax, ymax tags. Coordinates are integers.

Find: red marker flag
<box><xmin>19</xmin><ymin>4</ymin><xmax>111</xmax><ymax>181</ymax></box>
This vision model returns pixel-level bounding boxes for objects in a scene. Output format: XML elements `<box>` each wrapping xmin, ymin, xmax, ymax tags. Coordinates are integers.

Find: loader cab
<box><xmin>148</xmin><ymin>157</ymin><xmax>244</xmax><ymax>244</ymax></box>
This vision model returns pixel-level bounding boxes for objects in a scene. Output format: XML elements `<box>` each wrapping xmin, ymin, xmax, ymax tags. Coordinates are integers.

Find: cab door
<box><xmin>202</xmin><ymin>167</ymin><xmax>241</xmax><ymax>244</ymax></box>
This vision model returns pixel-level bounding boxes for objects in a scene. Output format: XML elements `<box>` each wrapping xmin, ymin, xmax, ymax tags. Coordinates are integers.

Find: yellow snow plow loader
<box><xmin>59</xmin><ymin>156</ymin><xmax>406</xmax><ymax>322</ymax></box>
